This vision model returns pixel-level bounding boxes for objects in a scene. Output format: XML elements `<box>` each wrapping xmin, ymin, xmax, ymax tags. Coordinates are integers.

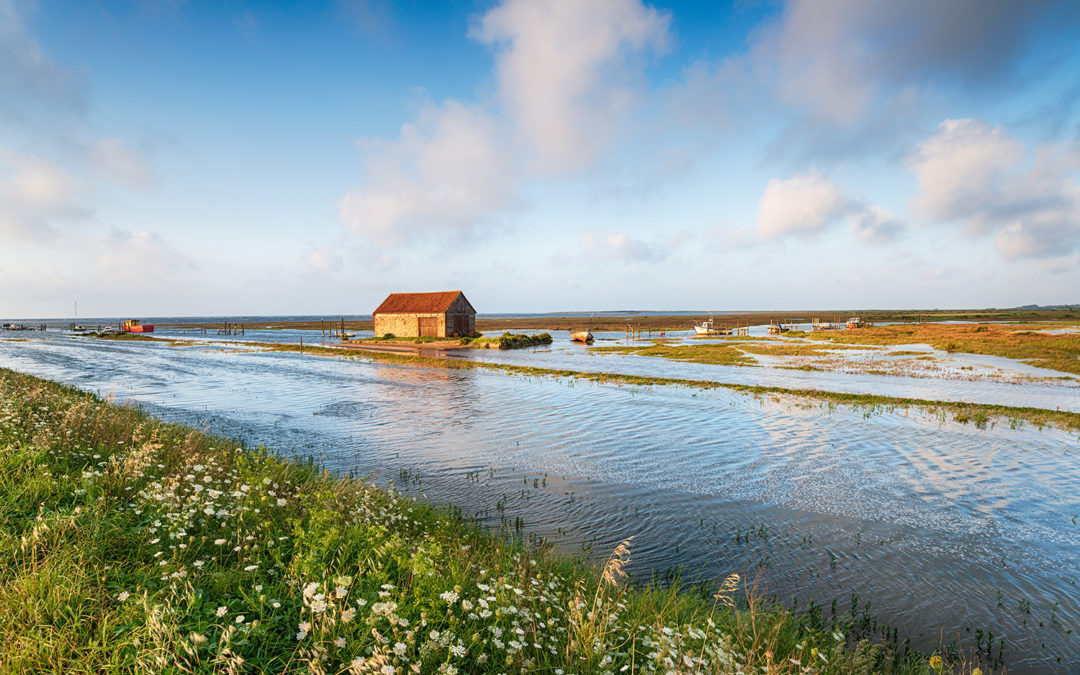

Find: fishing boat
<box><xmin>570</xmin><ymin>330</ymin><xmax>594</xmax><ymax>343</ymax></box>
<box><xmin>693</xmin><ymin>319</ymin><xmax>733</xmax><ymax>336</ymax></box>
<box><xmin>845</xmin><ymin>317</ymin><xmax>866</xmax><ymax>330</ymax></box>
<box><xmin>120</xmin><ymin>319</ymin><xmax>154</xmax><ymax>333</ymax></box>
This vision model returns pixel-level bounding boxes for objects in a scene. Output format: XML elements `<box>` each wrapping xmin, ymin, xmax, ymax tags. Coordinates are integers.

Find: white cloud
<box><xmin>580</xmin><ymin>230</ymin><xmax>665</xmax><ymax>262</ymax></box>
<box><xmin>305</xmin><ymin>246</ymin><xmax>341</xmax><ymax>273</ymax></box>
<box><xmin>756</xmin><ymin>170</ymin><xmax>902</xmax><ymax>244</ymax></box>
<box><xmin>93</xmin><ymin>230</ymin><xmax>195</xmax><ymax>284</ymax></box>
<box><xmin>908</xmin><ymin>118</ymin><xmax>1080</xmax><ymax>260</ymax></box>
<box><xmin>471</xmin><ymin>0</ymin><xmax>670</xmax><ymax>173</ymax></box>
<box><xmin>0</xmin><ymin>147</ymin><xmax>89</xmax><ymax>239</ymax></box>
<box><xmin>909</xmin><ymin>119</ymin><xmax>1022</xmax><ymax>232</ymax></box>
<box><xmin>338</xmin><ymin>101</ymin><xmax>516</xmax><ymax>246</ymax></box>
<box><xmin>848</xmin><ymin>205</ymin><xmax>903</xmax><ymax>244</ymax></box>
<box><xmin>751</xmin><ymin>0</ymin><xmax>1073</xmax><ymax>125</ymax></box>
<box><xmin>756</xmin><ymin>171</ymin><xmax>845</xmax><ymax>238</ymax></box>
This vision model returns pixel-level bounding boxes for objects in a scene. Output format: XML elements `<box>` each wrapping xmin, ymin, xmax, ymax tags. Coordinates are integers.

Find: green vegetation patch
<box><xmin>461</xmin><ymin>332</ymin><xmax>553</xmax><ymax>350</ymax></box>
<box><xmin>590</xmin><ymin>342</ymin><xmax>758</xmax><ymax>367</ymax></box>
<box><xmin>808</xmin><ymin>323</ymin><xmax>1080</xmax><ymax>375</ymax></box>
<box><xmin>0</xmin><ymin>367</ymin><xmax>972</xmax><ymax>674</ymax></box>
<box><xmin>736</xmin><ymin>343</ymin><xmax>878</xmax><ymax>357</ymax></box>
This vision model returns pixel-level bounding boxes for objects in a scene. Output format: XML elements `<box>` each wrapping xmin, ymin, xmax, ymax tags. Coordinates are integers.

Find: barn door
<box><xmin>418</xmin><ymin>317</ymin><xmax>439</xmax><ymax>337</ymax></box>
<box><xmin>454</xmin><ymin>315</ymin><xmax>466</xmax><ymax>336</ymax></box>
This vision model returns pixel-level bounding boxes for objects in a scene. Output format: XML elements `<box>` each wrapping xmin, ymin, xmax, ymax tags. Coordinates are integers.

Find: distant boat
<box><xmin>845</xmin><ymin>317</ymin><xmax>866</xmax><ymax>330</ymax></box>
<box><xmin>121</xmin><ymin>319</ymin><xmax>154</xmax><ymax>333</ymax></box>
<box><xmin>570</xmin><ymin>330</ymin><xmax>594</xmax><ymax>343</ymax></box>
<box><xmin>694</xmin><ymin>320</ymin><xmax>732</xmax><ymax>336</ymax></box>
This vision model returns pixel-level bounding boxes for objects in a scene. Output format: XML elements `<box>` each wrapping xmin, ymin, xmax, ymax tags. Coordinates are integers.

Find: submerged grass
<box><xmin>224</xmin><ymin>341</ymin><xmax>1080</xmax><ymax>433</ymax></box>
<box><xmin>0</xmin><ymin>368</ymin><xmax>986</xmax><ymax>674</ymax></box>
<box><xmin>808</xmin><ymin>323</ymin><xmax>1080</xmax><ymax>375</ymax></box>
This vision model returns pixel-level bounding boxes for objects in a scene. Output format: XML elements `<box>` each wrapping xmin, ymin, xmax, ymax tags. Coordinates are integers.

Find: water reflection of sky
<box><xmin>0</xmin><ymin>335</ymin><xmax>1078</xmax><ymax>671</ymax></box>
<box><xmin>130</xmin><ymin>326</ymin><xmax>1080</xmax><ymax>412</ymax></box>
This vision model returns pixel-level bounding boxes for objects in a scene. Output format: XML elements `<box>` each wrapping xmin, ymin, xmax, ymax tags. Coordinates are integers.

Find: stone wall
<box><xmin>373</xmin><ymin>313</ymin><xmax>446</xmax><ymax>338</ymax></box>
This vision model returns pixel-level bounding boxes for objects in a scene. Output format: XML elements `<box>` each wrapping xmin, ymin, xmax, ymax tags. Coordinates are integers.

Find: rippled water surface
<box><xmin>1</xmin><ymin>334</ymin><xmax>1078</xmax><ymax>672</ymax></box>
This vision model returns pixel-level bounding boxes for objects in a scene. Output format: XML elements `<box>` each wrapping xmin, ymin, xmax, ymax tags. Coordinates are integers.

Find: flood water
<box><xmin>1</xmin><ymin>333</ymin><xmax>1078</xmax><ymax>672</ymax></box>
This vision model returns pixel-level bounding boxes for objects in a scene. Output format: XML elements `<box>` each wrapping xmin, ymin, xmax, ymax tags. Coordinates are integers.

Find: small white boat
<box><xmin>570</xmin><ymin>330</ymin><xmax>594</xmax><ymax>343</ymax></box>
<box><xmin>694</xmin><ymin>320</ymin><xmax>732</xmax><ymax>336</ymax></box>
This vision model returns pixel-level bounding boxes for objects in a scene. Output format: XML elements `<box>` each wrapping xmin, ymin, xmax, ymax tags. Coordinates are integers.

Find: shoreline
<box><xmin>0</xmin><ymin>367</ymin><xmax>985</xmax><ymax>673</ymax></box>
<box><xmin>140</xmin><ymin>308</ymin><xmax>1080</xmax><ymax>334</ymax></box>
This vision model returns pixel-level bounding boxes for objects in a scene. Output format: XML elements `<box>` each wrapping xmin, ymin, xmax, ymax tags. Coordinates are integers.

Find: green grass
<box><xmin>736</xmin><ymin>343</ymin><xmax>878</xmax><ymax>357</ymax></box>
<box><xmin>590</xmin><ymin>343</ymin><xmax>757</xmax><ymax>366</ymax></box>
<box><xmin>0</xmin><ymin>368</ymin><xmax>996</xmax><ymax>674</ymax></box>
<box><xmin>808</xmin><ymin>323</ymin><xmax>1080</xmax><ymax>375</ymax></box>
<box><xmin>87</xmin><ymin>332</ymin><xmax>156</xmax><ymax>341</ymax></box>
<box><xmin>459</xmin><ymin>332</ymin><xmax>553</xmax><ymax>350</ymax></box>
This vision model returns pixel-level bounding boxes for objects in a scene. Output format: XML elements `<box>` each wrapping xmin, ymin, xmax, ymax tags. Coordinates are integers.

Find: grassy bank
<box><xmin>0</xmin><ymin>368</ymin><xmax>992</xmax><ymax>674</ymax></box>
<box><xmin>808</xmin><ymin>324</ymin><xmax>1080</xmax><ymax>376</ymax></box>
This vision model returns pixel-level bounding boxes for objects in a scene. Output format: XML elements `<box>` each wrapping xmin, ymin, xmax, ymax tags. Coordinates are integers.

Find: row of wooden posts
<box><xmin>320</xmin><ymin>318</ymin><xmax>352</xmax><ymax>338</ymax></box>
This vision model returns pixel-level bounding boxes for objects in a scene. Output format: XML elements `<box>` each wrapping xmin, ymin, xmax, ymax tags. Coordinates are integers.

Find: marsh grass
<box><xmin>590</xmin><ymin>343</ymin><xmax>758</xmax><ymax>367</ymax></box>
<box><xmin>808</xmin><ymin>323</ymin><xmax>1080</xmax><ymax>375</ymax></box>
<box><xmin>0</xmin><ymin>368</ymin><xmax>995</xmax><ymax>674</ymax></box>
<box><xmin>735</xmin><ymin>344</ymin><xmax>878</xmax><ymax>357</ymax></box>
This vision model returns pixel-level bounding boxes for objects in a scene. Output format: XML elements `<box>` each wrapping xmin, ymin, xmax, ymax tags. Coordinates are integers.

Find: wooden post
<box><xmin>299</xmin><ymin>335</ymin><xmax>303</xmax><ymax>354</ymax></box>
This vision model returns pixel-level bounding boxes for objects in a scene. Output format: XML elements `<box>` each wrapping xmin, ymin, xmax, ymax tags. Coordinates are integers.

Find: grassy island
<box><xmin>0</xmin><ymin>368</ymin><xmax>993</xmax><ymax>673</ymax></box>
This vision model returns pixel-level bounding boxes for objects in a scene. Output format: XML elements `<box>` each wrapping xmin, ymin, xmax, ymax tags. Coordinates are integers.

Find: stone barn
<box><xmin>372</xmin><ymin>290</ymin><xmax>476</xmax><ymax>338</ymax></box>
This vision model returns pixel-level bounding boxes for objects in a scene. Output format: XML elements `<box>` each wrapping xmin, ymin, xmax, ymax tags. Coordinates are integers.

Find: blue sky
<box><xmin>2</xmin><ymin>0</ymin><xmax>1079</xmax><ymax>318</ymax></box>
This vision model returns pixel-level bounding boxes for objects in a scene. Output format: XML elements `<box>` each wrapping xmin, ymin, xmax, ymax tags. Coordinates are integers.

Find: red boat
<box><xmin>121</xmin><ymin>319</ymin><xmax>154</xmax><ymax>333</ymax></box>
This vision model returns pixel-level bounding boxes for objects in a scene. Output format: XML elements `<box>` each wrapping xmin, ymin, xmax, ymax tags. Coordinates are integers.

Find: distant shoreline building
<box><xmin>372</xmin><ymin>290</ymin><xmax>476</xmax><ymax>338</ymax></box>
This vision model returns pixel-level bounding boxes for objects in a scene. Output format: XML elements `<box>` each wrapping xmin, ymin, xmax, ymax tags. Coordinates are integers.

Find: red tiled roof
<box><xmin>373</xmin><ymin>291</ymin><xmax>465</xmax><ymax>315</ymax></box>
